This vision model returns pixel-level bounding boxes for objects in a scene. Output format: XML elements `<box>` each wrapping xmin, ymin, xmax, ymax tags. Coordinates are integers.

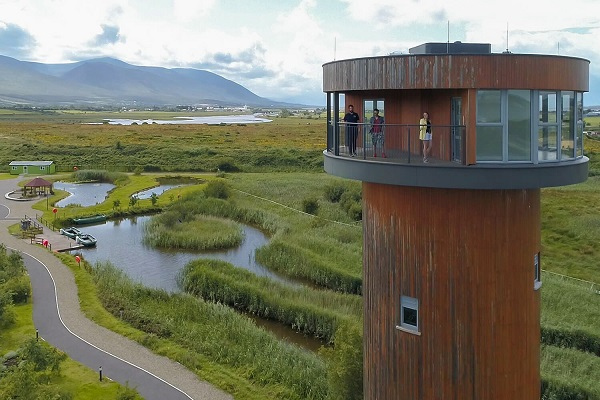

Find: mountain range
<box><xmin>0</xmin><ymin>55</ymin><xmax>289</xmax><ymax>107</ymax></box>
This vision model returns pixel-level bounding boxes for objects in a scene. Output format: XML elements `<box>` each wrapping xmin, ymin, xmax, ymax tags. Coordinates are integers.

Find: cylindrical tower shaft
<box><xmin>363</xmin><ymin>183</ymin><xmax>541</xmax><ymax>400</ymax></box>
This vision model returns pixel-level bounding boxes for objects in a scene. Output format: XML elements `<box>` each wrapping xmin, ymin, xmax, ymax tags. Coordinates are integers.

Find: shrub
<box><xmin>21</xmin><ymin>338</ymin><xmax>66</xmax><ymax>373</ymax></box>
<box><xmin>2</xmin><ymin>275</ymin><xmax>30</xmax><ymax>304</ymax></box>
<box><xmin>321</xmin><ymin>321</ymin><xmax>363</xmax><ymax>400</ymax></box>
<box><xmin>324</xmin><ymin>183</ymin><xmax>348</xmax><ymax>203</ymax></box>
<box><xmin>116</xmin><ymin>385</ymin><xmax>142</xmax><ymax>400</ymax></box>
<box><xmin>347</xmin><ymin>203</ymin><xmax>362</xmax><ymax>221</ymax></box>
<box><xmin>204</xmin><ymin>179</ymin><xmax>231</xmax><ymax>199</ymax></box>
<box><xmin>339</xmin><ymin>188</ymin><xmax>362</xmax><ymax>221</ymax></box>
<box><xmin>302</xmin><ymin>198</ymin><xmax>319</xmax><ymax>215</ymax></box>
<box><xmin>0</xmin><ymin>291</ymin><xmax>15</xmax><ymax>328</ymax></box>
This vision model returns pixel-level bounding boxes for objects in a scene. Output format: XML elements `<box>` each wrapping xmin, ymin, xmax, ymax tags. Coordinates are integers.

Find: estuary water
<box><xmin>102</xmin><ymin>114</ymin><xmax>272</xmax><ymax>125</ymax></box>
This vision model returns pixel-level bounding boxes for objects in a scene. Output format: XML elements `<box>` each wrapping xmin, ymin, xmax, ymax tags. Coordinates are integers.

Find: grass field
<box><xmin>0</xmin><ymin>114</ymin><xmax>326</xmax><ymax>173</ymax></box>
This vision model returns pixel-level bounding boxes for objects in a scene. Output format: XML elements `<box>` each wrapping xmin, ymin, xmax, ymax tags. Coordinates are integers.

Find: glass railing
<box><xmin>327</xmin><ymin>122</ymin><xmax>466</xmax><ymax>164</ymax></box>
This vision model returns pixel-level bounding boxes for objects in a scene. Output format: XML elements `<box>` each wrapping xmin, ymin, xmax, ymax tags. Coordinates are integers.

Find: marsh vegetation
<box><xmin>2</xmin><ymin>110</ymin><xmax>600</xmax><ymax>398</ymax></box>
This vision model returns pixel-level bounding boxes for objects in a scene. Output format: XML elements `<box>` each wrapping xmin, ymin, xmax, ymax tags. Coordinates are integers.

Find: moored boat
<box><xmin>59</xmin><ymin>227</ymin><xmax>82</xmax><ymax>239</ymax></box>
<box><xmin>73</xmin><ymin>215</ymin><xmax>107</xmax><ymax>225</ymax></box>
<box><xmin>76</xmin><ymin>233</ymin><xmax>97</xmax><ymax>247</ymax></box>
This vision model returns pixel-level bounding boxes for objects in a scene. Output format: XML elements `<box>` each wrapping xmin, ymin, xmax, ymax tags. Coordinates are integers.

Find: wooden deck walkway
<box><xmin>24</xmin><ymin>221</ymin><xmax>86</xmax><ymax>252</ymax></box>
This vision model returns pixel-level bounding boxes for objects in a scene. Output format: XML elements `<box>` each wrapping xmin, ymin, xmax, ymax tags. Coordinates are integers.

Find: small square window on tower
<box><xmin>396</xmin><ymin>295</ymin><xmax>420</xmax><ymax>335</ymax></box>
<box><xmin>534</xmin><ymin>252</ymin><xmax>542</xmax><ymax>290</ymax></box>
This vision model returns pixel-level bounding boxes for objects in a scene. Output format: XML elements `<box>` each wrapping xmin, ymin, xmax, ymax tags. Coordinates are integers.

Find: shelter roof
<box><xmin>24</xmin><ymin>177</ymin><xmax>53</xmax><ymax>187</ymax></box>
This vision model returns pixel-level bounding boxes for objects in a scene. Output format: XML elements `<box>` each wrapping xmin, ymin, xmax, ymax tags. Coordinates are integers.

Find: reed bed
<box><xmin>178</xmin><ymin>259</ymin><xmax>362</xmax><ymax>342</ymax></box>
<box><xmin>541</xmin><ymin>272</ymin><xmax>600</xmax><ymax>356</ymax></box>
<box><xmin>70</xmin><ymin>169</ymin><xmax>129</xmax><ymax>184</ymax></box>
<box><xmin>256</xmin><ymin>241</ymin><xmax>362</xmax><ymax>294</ymax></box>
<box><xmin>144</xmin><ymin>214</ymin><xmax>243</xmax><ymax>250</ymax></box>
<box><xmin>92</xmin><ymin>262</ymin><xmax>328</xmax><ymax>400</ymax></box>
<box><xmin>541</xmin><ymin>344</ymin><xmax>600</xmax><ymax>398</ymax></box>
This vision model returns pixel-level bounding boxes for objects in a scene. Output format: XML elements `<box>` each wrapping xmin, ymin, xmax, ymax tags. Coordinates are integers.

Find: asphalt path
<box><xmin>19</xmin><ymin>251</ymin><xmax>193</xmax><ymax>400</ymax></box>
<box><xmin>0</xmin><ymin>176</ymin><xmax>232</xmax><ymax>400</ymax></box>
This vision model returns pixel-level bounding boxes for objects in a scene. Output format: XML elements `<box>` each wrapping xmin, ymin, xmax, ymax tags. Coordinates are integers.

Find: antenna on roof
<box><xmin>334</xmin><ymin>37</ymin><xmax>337</xmax><ymax>61</ymax></box>
<box><xmin>506</xmin><ymin>23</ymin><xmax>509</xmax><ymax>53</ymax></box>
<box><xmin>447</xmin><ymin>20</ymin><xmax>450</xmax><ymax>53</ymax></box>
<box><xmin>503</xmin><ymin>22</ymin><xmax>511</xmax><ymax>54</ymax></box>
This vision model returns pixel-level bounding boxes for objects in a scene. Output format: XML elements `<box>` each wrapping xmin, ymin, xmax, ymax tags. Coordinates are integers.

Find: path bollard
<box><xmin>99</xmin><ymin>366</ymin><xmax>103</xmax><ymax>381</ymax></box>
<box><xmin>36</xmin><ymin>329</ymin><xmax>39</xmax><ymax>341</ymax></box>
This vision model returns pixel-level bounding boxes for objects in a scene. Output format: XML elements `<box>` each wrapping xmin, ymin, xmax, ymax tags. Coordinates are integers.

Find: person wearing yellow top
<box><xmin>419</xmin><ymin>112</ymin><xmax>432</xmax><ymax>163</ymax></box>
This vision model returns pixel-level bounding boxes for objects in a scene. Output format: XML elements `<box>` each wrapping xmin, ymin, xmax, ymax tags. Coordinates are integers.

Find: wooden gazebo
<box><xmin>24</xmin><ymin>177</ymin><xmax>53</xmax><ymax>196</ymax></box>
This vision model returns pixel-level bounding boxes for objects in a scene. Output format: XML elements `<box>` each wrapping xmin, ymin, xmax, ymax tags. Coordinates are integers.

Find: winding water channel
<box><xmin>72</xmin><ymin>215</ymin><xmax>289</xmax><ymax>291</ymax></box>
<box><xmin>58</xmin><ymin>183</ymin><xmax>323</xmax><ymax>351</ymax></box>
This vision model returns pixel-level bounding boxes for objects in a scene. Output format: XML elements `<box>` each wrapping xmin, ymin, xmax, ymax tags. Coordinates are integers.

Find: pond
<box><xmin>72</xmin><ymin>215</ymin><xmax>291</xmax><ymax>291</ymax></box>
<box><xmin>58</xmin><ymin>181</ymin><xmax>324</xmax><ymax>350</ymax></box>
<box><xmin>73</xmin><ymin>216</ymin><xmax>323</xmax><ymax>351</ymax></box>
<box><xmin>134</xmin><ymin>184</ymin><xmax>185</xmax><ymax>199</ymax></box>
<box><xmin>54</xmin><ymin>182</ymin><xmax>115</xmax><ymax>207</ymax></box>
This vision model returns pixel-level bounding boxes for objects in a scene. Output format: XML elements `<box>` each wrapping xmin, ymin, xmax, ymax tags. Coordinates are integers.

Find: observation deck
<box><xmin>323</xmin><ymin>48</ymin><xmax>590</xmax><ymax>190</ymax></box>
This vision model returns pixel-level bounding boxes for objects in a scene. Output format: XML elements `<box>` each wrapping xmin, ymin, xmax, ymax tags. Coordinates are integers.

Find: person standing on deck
<box><xmin>369</xmin><ymin>108</ymin><xmax>385</xmax><ymax>158</ymax></box>
<box><xmin>419</xmin><ymin>111</ymin><xmax>432</xmax><ymax>163</ymax></box>
<box><xmin>343</xmin><ymin>104</ymin><xmax>360</xmax><ymax>156</ymax></box>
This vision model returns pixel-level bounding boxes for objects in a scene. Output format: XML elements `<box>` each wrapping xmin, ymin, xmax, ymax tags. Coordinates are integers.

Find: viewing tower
<box><xmin>323</xmin><ymin>42</ymin><xmax>589</xmax><ymax>399</ymax></box>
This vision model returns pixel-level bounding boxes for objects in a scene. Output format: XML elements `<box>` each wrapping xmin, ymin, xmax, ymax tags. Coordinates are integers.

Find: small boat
<box><xmin>76</xmin><ymin>233</ymin><xmax>97</xmax><ymax>247</ymax></box>
<box><xmin>59</xmin><ymin>227</ymin><xmax>82</xmax><ymax>239</ymax></box>
<box><xmin>73</xmin><ymin>215</ymin><xmax>107</xmax><ymax>225</ymax></box>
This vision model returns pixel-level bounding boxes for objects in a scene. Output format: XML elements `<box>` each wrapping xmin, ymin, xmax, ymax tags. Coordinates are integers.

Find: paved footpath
<box><xmin>0</xmin><ymin>176</ymin><xmax>233</xmax><ymax>400</ymax></box>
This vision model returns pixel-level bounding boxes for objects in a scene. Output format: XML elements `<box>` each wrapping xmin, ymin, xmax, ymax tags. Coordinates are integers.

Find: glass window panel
<box><xmin>508</xmin><ymin>90</ymin><xmax>531</xmax><ymax>161</ymax></box>
<box><xmin>577</xmin><ymin>92</ymin><xmax>584</xmax><ymax>157</ymax></box>
<box><xmin>403</xmin><ymin>307</ymin><xmax>417</xmax><ymax>326</ymax></box>
<box><xmin>363</xmin><ymin>99</ymin><xmax>374</xmax><ymax>121</ymax></box>
<box><xmin>561</xmin><ymin>92</ymin><xmax>575</xmax><ymax>159</ymax></box>
<box><xmin>477</xmin><ymin>90</ymin><xmax>501</xmax><ymax>123</ymax></box>
<box><xmin>538</xmin><ymin>125</ymin><xmax>558</xmax><ymax>161</ymax></box>
<box><xmin>400</xmin><ymin>296</ymin><xmax>419</xmax><ymax>331</ymax></box>
<box><xmin>476</xmin><ymin>126</ymin><xmax>503</xmax><ymax>161</ymax></box>
<box><xmin>376</xmin><ymin>100</ymin><xmax>385</xmax><ymax>117</ymax></box>
<box><xmin>363</xmin><ymin>99</ymin><xmax>385</xmax><ymax>120</ymax></box>
<box><xmin>539</xmin><ymin>92</ymin><xmax>557</xmax><ymax>123</ymax></box>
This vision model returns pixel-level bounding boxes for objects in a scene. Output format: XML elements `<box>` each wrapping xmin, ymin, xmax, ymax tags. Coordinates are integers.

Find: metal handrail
<box><xmin>330</xmin><ymin>122</ymin><xmax>466</xmax><ymax>164</ymax></box>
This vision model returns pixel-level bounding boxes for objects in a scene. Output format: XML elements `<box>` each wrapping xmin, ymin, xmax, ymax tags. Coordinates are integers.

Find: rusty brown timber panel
<box><xmin>324</xmin><ymin>54</ymin><xmax>589</xmax><ymax>92</ymax></box>
<box><xmin>363</xmin><ymin>184</ymin><xmax>541</xmax><ymax>400</ymax></box>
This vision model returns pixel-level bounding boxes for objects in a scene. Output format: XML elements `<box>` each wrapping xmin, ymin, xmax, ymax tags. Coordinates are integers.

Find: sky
<box><xmin>1</xmin><ymin>0</ymin><xmax>599</xmax><ymax>106</ymax></box>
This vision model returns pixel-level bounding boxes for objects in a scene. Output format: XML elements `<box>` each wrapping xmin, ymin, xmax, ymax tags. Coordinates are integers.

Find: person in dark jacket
<box><xmin>343</xmin><ymin>104</ymin><xmax>360</xmax><ymax>156</ymax></box>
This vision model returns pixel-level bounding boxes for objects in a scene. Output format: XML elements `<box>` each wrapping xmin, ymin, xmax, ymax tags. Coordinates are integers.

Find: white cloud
<box><xmin>0</xmin><ymin>0</ymin><xmax>598</xmax><ymax>104</ymax></box>
<box><xmin>172</xmin><ymin>0</ymin><xmax>216</xmax><ymax>22</ymax></box>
